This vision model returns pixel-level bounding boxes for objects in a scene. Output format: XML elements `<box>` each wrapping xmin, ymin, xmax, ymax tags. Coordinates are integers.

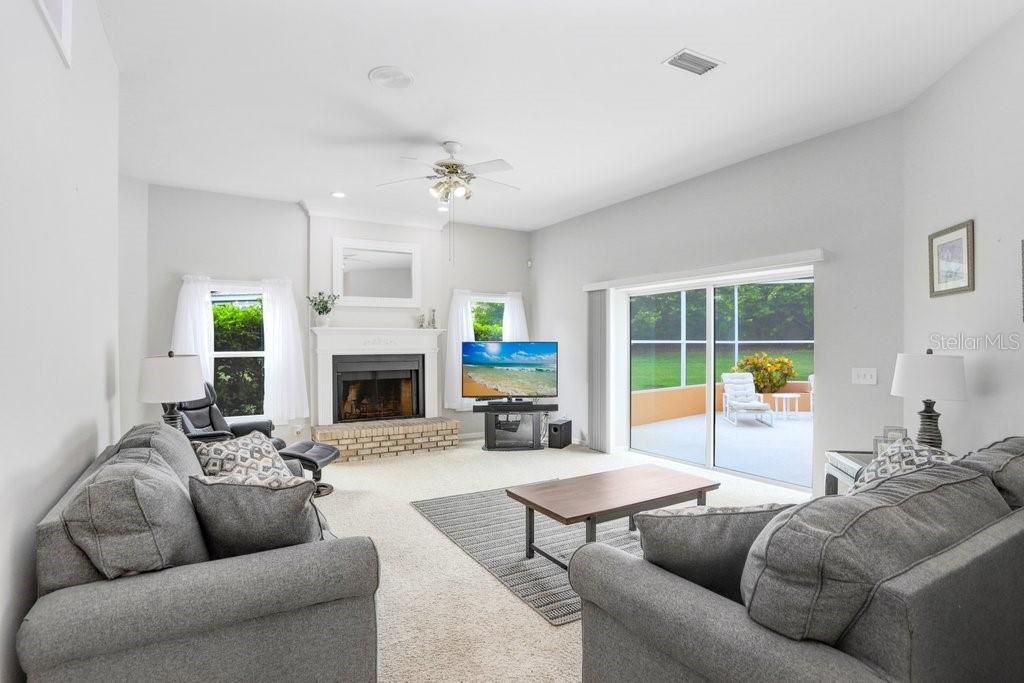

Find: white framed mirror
<box><xmin>332</xmin><ymin>238</ymin><xmax>422</xmax><ymax>308</ymax></box>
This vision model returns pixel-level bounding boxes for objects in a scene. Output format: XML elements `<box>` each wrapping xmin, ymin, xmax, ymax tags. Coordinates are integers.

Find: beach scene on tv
<box><xmin>462</xmin><ymin>341</ymin><xmax>558</xmax><ymax>398</ymax></box>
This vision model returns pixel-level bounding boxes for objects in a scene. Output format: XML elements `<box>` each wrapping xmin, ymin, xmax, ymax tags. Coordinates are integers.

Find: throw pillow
<box><xmin>62</xmin><ymin>449</ymin><xmax>209</xmax><ymax>579</ymax></box>
<box><xmin>958</xmin><ymin>436</ymin><xmax>1024</xmax><ymax>507</ymax></box>
<box><xmin>634</xmin><ymin>503</ymin><xmax>793</xmax><ymax>603</ymax></box>
<box><xmin>848</xmin><ymin>437</ymin><xmax>959</xmax><ymax>494</ymax></box>
<box><xmin>741</xmin><ymin>465</ymin><xmax>1010</xmax><ymax>644</ymax></box>
<box><xmin>191</xmin><ymin>432</ymin><xmax>291</xmax><ymax>480</ymax></box>
<box><xmin>189</xmin><ymin>475</ymin><xmax>323</xmax><ymax>559</ymax></box>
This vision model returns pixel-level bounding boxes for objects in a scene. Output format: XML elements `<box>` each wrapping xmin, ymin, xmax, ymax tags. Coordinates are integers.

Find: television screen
<box><xmin>461</xmin><ymin>341</ymin><xmax>558</xmax><ymax>398</ymax></box>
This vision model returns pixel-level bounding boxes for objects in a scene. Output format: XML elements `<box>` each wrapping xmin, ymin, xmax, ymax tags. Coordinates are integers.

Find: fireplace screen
<box><xmin>333</xmin><ymin>355</ymin><xmax>424</xmax><ymax>423</ymax></box>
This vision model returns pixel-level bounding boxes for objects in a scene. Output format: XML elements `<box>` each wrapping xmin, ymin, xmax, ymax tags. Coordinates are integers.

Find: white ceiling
<box><xmin>99</xmin><ymin>0</ymin><xmax>1024</xmax><ymax>231</ymax></box>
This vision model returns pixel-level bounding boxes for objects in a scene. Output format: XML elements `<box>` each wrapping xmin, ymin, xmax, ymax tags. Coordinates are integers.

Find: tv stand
<box><xmin>472</xmin><ymin>401</ymin><xmax>558</xmax><ymax>450</ymax></box>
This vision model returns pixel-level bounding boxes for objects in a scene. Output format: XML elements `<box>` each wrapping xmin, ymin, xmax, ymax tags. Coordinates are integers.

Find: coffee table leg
<box><xmin>628</xmin><ymin>515</ymin><xmax>636</xmax><ymax>531</ymax></box>
<box><xmin>697</xmin><ymin>492</ymin><xmax>707</xmax><ymax>506</ymax></box>
<box><xmin>585</xmin><ymin>517</ymin><xmax>597</xmax><ymax>543</ymax></box>
<box><xmin>525</xmin><ymin>507</ymin><xmax>535</xmax><ymax>559</ymax></box>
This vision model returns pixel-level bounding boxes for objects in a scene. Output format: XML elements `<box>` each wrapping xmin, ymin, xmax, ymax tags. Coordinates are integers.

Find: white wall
<box><xmin>902</xmin><ymin>11</ymin><xmax>1024</xmax><ymax>454</ymax></box>
<box><xmin>0</xmin><ymin>1</ymin><xmax>119</xmax><ymax>678</ymax></box>
<box><xmin>144</xmin><ymin>185</ymin><xmax>309</xmax><ymax>440</ymax></box>
<box><xmin>309</xmin><ymin>217</ymin><xmax>531</xmax><ymax>433</ymax></box>
<box><xmin>530</xmin><ymin>116</ymin><xmax>906</xmax><ymax>493</ymax></box>
<box><xmin>119</xmin><ymin>176</ymin><xmax>150</xmax><ymax>427</ymax></box>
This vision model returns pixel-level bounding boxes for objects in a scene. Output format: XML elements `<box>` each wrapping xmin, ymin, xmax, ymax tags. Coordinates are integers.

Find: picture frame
<box><xmin>928</xmin><ymin>220</ymin><xmax>974</xmax><ymax>297</ymax></box>
<box><xmin>882</xmin><ymin>425</ymin><xmax>908</xmax><ymax>441</ymax></box>
<box><xmin>35</xmin><ymin>0</ymin><xmax>73</xmax><ymax>67</ymax></box>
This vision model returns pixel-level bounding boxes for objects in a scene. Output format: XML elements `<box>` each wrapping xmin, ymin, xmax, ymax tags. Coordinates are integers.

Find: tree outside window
<box><xmin>211</xmin><ymin>293</ymin><xmax>265</xmax><ymax>416</ymax></box>
<box><xmin>472</xmin><ymin>301</ymin><xmax>504</xmax><ymax>341</ymax></box>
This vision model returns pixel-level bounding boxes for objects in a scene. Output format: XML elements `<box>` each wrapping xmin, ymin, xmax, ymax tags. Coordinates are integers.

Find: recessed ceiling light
<box><xmin>368</xmin><ymin>65</ymin><xmax>414</xmax><ymax>89</ymax></box>
<box><xmin>330</xmin><ymin>191</ymin><xmax>346</xmax><ymax>199</ymax></box>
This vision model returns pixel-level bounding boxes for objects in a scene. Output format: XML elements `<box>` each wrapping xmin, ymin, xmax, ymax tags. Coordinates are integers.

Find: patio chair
<box><xmin>721</xmin><ymin>372</ymin><xmax>774</xmax><ymax>426</ymax></box>
<box><xmin>808</xmin><ymin>373</ymin><xmax>815</xmax><ymax>415</ymax></box>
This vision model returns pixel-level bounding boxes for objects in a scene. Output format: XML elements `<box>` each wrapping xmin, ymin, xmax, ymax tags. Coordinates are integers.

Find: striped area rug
<box><xmin>411</xmin><ymin>486</ymin><xmax>642</xmax><ymax>625</ymax></box>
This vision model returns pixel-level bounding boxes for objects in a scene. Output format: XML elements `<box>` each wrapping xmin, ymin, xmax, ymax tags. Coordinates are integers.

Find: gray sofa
<box><xmin>17</xmin><ymin>424</ymin><xmax>379</xmax><ymax>682</ymax></box>
<box><xmin>570</xmin><ymin>446</ymin><xmax>1024</xmax><ymax>682</ymax></box>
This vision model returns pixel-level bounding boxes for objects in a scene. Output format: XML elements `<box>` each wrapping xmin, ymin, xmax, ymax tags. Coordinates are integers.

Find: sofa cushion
<box><xmin>741</xmin><ymin>465</ymin><xmax>1010</xmax><ymax>644</ymax></box>
<box><xmin>958</xmin><ymin>437</ymin><xmax>1024</xmax><ymax>508</ymax></box>
<box><xmin>849</xmin><ymin>438</ymin><xmax>958</xmax><ymax>494</ymax></box>
<box><xmin>116</xmin><ymin>422</ymin><xmax>204</xmax><ymax>487</ymax></box>
<box><xmin>62</xmin><ymin>449</ymin><xmax>209</xmax><ymax>579</ymax></box>
<box><xmin>191</xmin><ymin>432</ymin><xmax>291</xmax><ymax>480</ymax></box>
<box><xmin>189</xmin><ymin>475</ymin><xmax>323</xmax><ymax>559</ymax></box>
<box><xmin>635</xmin><ymin>503</ymin><xmax>792</xmax><ymax>603</ymax></box>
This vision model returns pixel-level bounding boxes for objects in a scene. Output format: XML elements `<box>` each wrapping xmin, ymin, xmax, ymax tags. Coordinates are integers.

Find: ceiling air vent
<box><xmin>663</xmin><ymin>49</ymin><xmax>721</xmax><ymax>76</ymax></box>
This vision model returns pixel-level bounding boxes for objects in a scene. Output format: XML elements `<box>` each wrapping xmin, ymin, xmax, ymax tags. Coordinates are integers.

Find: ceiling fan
<box><xmin>376</xmin><ymin>140</ymin><xmax>519</xmax><ymax>204</ymax></box>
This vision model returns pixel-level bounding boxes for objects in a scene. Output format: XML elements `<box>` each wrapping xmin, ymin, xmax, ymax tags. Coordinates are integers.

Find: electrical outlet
<box><xmin>852</xmin><ymin>368</ymin><xmax>877</xmax><ymax>385</ymax></box>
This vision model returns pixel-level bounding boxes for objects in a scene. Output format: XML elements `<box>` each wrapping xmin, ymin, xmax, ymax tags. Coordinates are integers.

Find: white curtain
<box><xmin>171</xmin><ymin>275</ymin><xmax>214</xmax><ymax>383</ymax></box>
<box><xmin>444</xmin><ymin>289</ymin><xmax>477</xmax><ymax>412</ymax></box>
<box><xmin>501</xmin><ymin>291</ymin><xmax>530</xmax><ymax>342</ymax></box>
<box><xmin>262</xmin><ymin>279</ymin><xmax>309</xmax><ymax>425</ymax></box>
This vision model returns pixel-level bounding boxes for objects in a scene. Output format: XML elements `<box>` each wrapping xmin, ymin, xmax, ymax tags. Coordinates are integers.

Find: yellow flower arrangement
<box><xmin>732</xmin><ymin>352</ymin><xmax>796</xmax><ymax>393</ymax></box>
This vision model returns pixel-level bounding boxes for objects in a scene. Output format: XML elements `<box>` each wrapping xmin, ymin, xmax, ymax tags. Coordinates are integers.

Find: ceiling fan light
<box><xmin>453</xmin><ymin>184</ymin><xmax>467</xmax><ymax>198</ymax></box>
<box><xmin>429</xmin><ymin>182</ymin><xmax>443</xmax><ymax>199</ymax></box>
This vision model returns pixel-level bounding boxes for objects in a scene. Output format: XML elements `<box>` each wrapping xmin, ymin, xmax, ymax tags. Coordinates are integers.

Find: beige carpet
<box><xmin>315</xmin><ymin>440</ymin><xmax>810</xmax><ymax>683</ymax></box>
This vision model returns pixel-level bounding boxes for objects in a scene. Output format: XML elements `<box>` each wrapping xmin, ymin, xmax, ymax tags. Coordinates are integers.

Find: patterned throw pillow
<box><xmin>191</xmin><ymin>432</ymin><xmax>291</xmax><ymax>481</ymax></box>
<box><xmin>849</xmin><ymin>437</ymin><xmax>960</xmax><ymax>494</ymax></box>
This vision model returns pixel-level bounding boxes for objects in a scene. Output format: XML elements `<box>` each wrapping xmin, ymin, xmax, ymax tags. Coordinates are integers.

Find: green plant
<box><xmin>472</xmin><ymin>301</ymin><xmax>504</xmax><ymax>341</ymax></box>
<box><xmin>732</xmin><ymin>352</ymin><xmax>796</xmax><ymax>394</ymax></box>
<box><xmin>306</xmin><ymin>291</ymin><xmax>340</xmax><ymax>316</ymax></box>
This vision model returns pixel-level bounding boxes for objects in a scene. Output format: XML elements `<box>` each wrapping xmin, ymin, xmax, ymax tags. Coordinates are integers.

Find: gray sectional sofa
<box><xmin>17</xmin><ymin>424</ymin><xmax>379</xmax><ymax>682</ymax></box>
<box><xmin>570</xmin><ymin>438</ymin><xmax>1024</xmax><ymax>682</ymax></box>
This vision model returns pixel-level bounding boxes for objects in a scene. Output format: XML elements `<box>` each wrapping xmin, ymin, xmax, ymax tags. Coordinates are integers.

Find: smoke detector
<box><xmin>368</xmin><ymin>65</ymin><xmax>414</xmax><ymax>89</ymax></box>
<box><xmin>663</xmin><ymin>49</ymin><xmax>721</xmax><ymax>76</ymax></box>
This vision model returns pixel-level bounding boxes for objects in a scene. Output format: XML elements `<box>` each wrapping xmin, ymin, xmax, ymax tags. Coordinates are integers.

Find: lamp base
<box><xmin>916</xmin><ymin>399</ymin><xmax>942</xmax><ymax>449</ymax></box>
<box><xmin>160</xmin><ymin>403</ymin><xmax>184</xmax><ymax>432</ymax></box>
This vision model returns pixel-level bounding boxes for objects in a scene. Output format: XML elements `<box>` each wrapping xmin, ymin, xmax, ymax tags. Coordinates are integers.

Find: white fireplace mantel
<box><xmin>312</xmin><ymin>327</ymin><xmax>446</xmax><ymax>426</ymax></box>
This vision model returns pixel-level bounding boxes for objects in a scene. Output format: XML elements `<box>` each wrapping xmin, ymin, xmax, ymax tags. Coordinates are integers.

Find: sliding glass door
<box><xmin>629</xmin><ymin>289</ymin><xmax>707</xmax><ymax>464</ymax></box>
<box><xmin>628</xmin><ymin>277</ymin><xmax>814</xmax><ymax>487</ymax></box>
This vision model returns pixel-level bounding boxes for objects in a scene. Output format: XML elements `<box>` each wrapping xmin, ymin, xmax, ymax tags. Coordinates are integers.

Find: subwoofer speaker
<box><xmin>548</xmin><ymin>419</ymin><xmax>571</xmax><ymax>449</ymax></box>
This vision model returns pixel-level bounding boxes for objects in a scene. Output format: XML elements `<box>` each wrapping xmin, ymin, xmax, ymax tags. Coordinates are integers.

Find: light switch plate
<box><xmin>852</xmin><ymin>367</ymin><xmax>877</xmax><ymax>385</ymax></box>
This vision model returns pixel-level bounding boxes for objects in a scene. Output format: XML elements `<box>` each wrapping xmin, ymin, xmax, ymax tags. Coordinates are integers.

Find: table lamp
<box><xmin>140</xmin><ymin>351</ymin><xmax>205</xmax><ymax>431</ymax></box>
<box><xmin>890</xmin><ymin>349</ymin><xmax>966</xmax><ymax>449</ymax></box>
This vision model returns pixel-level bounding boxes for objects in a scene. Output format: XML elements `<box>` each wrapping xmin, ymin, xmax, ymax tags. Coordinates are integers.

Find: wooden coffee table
<box><xmin>505</xmin><ymin>465</ymin><xmax>720</xmax><ymax>569</ymax></box>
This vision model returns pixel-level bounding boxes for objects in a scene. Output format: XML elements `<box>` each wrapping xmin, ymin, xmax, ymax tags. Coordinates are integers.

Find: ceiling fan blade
<box><xmin>400</xmin><ymin>156</ymin><xmax>440</xmax><ymax>170</ymax></box>
<box><xmin>376</xmin><ymin>175</ymin><xmax>434</xmax><ymax>188</ymax></box>
<box><xmin>475</xmin><ymin>176</ymin><xmax>520</xmax><ymax>191</ymax></box>
<box><xmin>466</xmin><ymin>159</ymin><xmax>513</xmax><ymax>175</ymax></box>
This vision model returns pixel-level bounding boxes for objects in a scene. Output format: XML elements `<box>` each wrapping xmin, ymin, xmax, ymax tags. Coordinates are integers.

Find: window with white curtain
<box><xmin>210</xmin><ymin>289</ymin><xmax>265</xmax><ymax>416</ymax></box>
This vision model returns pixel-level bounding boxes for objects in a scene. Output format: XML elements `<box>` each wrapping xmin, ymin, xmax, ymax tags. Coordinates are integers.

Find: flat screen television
<box><xmin>461</xmin><ymin>341</ymin><xmax>558</xmax><ymax>399</ymax></box>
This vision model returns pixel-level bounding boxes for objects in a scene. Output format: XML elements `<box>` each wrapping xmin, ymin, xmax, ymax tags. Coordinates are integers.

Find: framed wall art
<box><xmin>928</xmin><ymin>220</ymin><xmax>974</xmax><ymax>297</ymax></box>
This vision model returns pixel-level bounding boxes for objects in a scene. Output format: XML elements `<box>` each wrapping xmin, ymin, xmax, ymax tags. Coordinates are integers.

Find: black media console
<box><xmin>472</xmin><ymin>400</ymin><xmax>559</xmax><ymax>451</ymax></box>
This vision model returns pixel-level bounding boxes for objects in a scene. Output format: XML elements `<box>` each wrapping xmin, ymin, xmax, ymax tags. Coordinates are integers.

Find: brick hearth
<box><xmin>312</xmin><ymin>417</ymin><xmax>460</xmax><ymax>462</ymax></box>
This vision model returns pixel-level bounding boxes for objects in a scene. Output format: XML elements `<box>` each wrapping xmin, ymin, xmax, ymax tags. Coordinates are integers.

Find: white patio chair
<box><xmin>808</xmin><ymin>373</ymin><xmax>815</xmax><ymax>415</ymax></box>
<box><xmin>721</xmin><ymin>372</ymin><xmax>774</xmax><ymax>426</ymax></box>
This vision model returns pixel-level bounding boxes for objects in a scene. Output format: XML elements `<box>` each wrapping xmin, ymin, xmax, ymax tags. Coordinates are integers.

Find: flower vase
<box><xmin>315</xmin><ymin>313</ymin><xmax>330</xmax><ymax>327</ymax></box>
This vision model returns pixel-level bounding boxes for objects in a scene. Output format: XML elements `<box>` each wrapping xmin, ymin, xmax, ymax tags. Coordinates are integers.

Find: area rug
<box><xmin>411</xmin><ymin>486</ymin><xmax>642</xmax><ymax>625</ymax></box>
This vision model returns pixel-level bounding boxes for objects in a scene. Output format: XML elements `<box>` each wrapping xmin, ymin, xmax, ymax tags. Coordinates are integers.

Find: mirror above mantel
<box><xmin>332</xmin><ymin>237</ymin><xmax>422</xmax><ymax>308</ymax></box>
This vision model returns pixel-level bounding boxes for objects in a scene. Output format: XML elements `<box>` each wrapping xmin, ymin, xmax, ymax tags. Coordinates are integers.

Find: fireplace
<box><xmin>332</xmin><ymin>354</ymin><xmax>425</xmax><ymax>423</ymax></box>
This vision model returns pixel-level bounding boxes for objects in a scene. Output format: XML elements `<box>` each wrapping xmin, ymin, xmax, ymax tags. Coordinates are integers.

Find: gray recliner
<box><xmin>178</xmin><ymin>382</ymin><xmax>286</xmax><ymax>450</ymax></box>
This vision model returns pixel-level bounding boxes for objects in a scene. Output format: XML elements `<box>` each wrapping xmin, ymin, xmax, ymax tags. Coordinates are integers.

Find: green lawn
<box><xmin>631</xmin><ymin>346</ymin><xmax>814</xmax><ymax>391</ymax></box>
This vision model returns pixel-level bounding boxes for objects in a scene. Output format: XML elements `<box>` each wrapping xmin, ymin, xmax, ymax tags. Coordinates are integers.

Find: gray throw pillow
<box><xmin>958</xmin><ymin>437</ymin><xmax>1024</xmax><ymax>507</ymax></box>
<box><xmin>191</xmin><ymin>432</ymin><xmax>291</xmax><ymax>480</ymax></box>
<box><xmin>849</xmin><ymin>437</ymin><xmax>959</xmax><ymax>494</ymax></box>
<box><xmin>635</xmin><ymin>503</ymin><xmax>793</xmax><ymax>603</ymax></box>
<box><xmin>62</xmin><ymin>450</ymin><xmax>209</xmax><ymax>579</ymax></box>
<box><xmin>741</xmin><ymin>465</ymin><xmax>1010</xmax><ymax>644</ymax></box>
<box><xmin>189</xmin><ymin>475</ymin><xmax>323</xmax><ymax>559</ymax></box>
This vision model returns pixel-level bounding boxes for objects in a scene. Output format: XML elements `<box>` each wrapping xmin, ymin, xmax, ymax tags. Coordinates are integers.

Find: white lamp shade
<box><xmin>139</xmin><ymin>354</ymin><xmax>206</xmax><ymax>404</ymax></box>
<box><xmin>891</xmin><ymin>353</ymin><xmax>967</xmax><ymax>401</ymax></box>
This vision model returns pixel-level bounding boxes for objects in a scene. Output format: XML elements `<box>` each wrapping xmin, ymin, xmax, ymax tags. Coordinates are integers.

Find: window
<box><xmin>211</xmin><ymin>291</ymin><xmax>265</xmax><ymax>416</ymax></box>
<box><xmin>471</xmin><ymin>300</ymin><xmax>504</xmax><ymax>341</ymax></box>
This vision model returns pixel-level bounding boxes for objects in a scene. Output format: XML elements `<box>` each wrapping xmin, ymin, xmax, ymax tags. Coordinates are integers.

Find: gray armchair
<box><xmin>178</xmin><ymin>382</ymin><xmax>286</xmax><ymax>449</ymax></box>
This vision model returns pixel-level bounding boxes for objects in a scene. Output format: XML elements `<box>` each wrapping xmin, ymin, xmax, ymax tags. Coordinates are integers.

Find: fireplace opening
<box><xmin>333</xmin><ymin>354</ymin><xmax>424</xmax><ymax>423</ymax></box>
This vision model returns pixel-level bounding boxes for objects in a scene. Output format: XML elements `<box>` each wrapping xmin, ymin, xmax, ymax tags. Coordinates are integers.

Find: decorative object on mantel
<box><xmin>891</xmin><ymin>349</ymin><xmax>967</xmax><ymax>448</ymax></box>
<box><xmin>929</xmin><ymin>220</ymin><xmax>974</xmax><ymax>297</ymax></box>
<box><xmin>428</xmin><ymin>308</ymin><xmax>437</xmax><ymax>329</ymax></box>
<box><xmin>416</xmin><ymin>313</ymin><xmax>426</xmax><ymax>328</ymax></box>
<box><xmin>139</xmin><ymin>351</ymin><xmax>205</xmax><ymax>431</ymax></box>
<box><xmin>306</xmin><ymin>291</ymin><xmax>339</xmax><ymax>327</ymax></box>
<box><xmin>872</xmin><ymin>425</ymin><xmax>909</xmax><ymax>457</ymax></box>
